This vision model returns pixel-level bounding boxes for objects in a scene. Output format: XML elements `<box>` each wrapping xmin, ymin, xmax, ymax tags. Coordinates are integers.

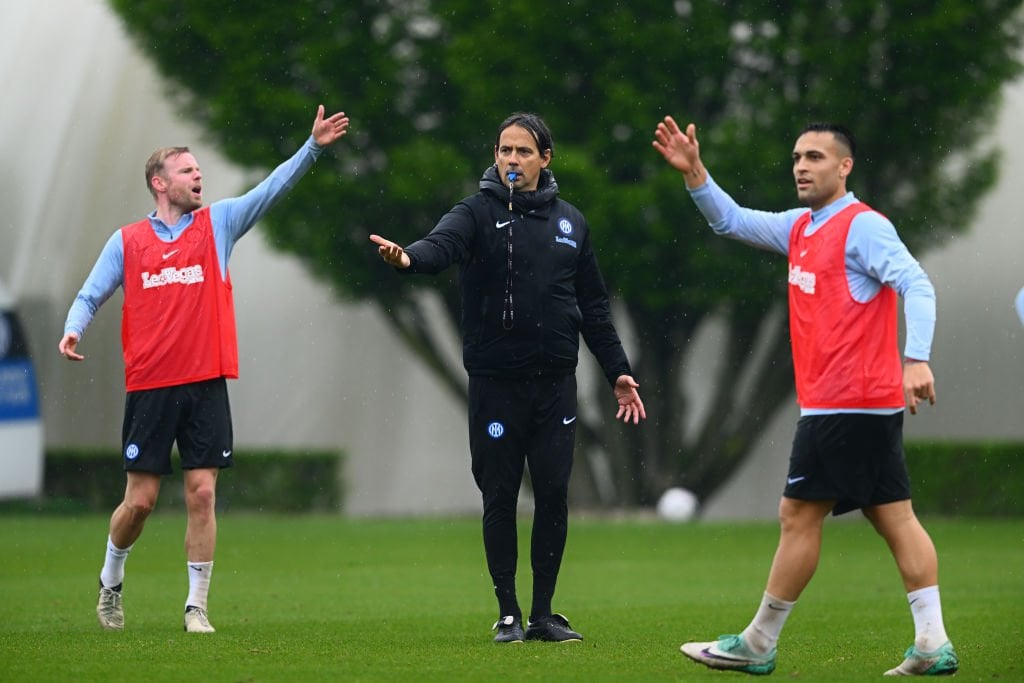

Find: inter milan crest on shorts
<box><xmin>125</xmin><ymin>443</ymin><xmax>140</xmax><ymax>461</ymax></box>
<box><xmin>487</xmin><ymin>421</ymin><xmax>505</xmax><ymax>439</ymax></box>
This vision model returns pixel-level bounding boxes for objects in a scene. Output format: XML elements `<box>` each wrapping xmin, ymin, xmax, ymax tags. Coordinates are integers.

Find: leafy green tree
<box><xmin>109</xmin><ymin>0</ymin><xmax>1022</xmax><ymax>507</ymax></box>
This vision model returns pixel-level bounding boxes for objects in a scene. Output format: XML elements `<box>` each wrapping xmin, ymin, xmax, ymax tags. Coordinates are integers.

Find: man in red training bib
<box><xmin>59</xmin><ymin>105</ymin><xmax>349</xmax><ymax>634</ymax></box>
<box><xmin>654</xmin><ymin>116</ymin><xmax>956</xmax><ymax>677</ymax></box>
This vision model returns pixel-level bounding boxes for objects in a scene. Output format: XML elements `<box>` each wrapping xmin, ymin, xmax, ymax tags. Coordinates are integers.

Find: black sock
<box><xmin>494</xmin><ymin>580</ymin><xmax>520</xmax><ymax>619</ymax></box>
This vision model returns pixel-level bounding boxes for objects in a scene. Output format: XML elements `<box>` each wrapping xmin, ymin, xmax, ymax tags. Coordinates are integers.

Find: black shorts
<box><xmin>121</xmin><ymin>378</ymin><xmax>234</xmax><ymax>475</ymax></box>
<box><xmin>784</xmin><ymin>412</ymin><xmax>911</xmax><ymax>515</ymax></box>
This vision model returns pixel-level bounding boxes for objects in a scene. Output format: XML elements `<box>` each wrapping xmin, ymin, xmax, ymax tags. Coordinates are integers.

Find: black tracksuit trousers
<box><xmin>468</xmin><ymin>374</ymin><xmax>577</xmax><ymax>621</ymax></box>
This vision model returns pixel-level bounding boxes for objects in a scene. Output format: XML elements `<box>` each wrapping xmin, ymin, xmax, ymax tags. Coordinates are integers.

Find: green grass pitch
<box><xmin>1</xmin><ymin>513</ymin><xmax>1020</xmax><ymax>681</ymax></box>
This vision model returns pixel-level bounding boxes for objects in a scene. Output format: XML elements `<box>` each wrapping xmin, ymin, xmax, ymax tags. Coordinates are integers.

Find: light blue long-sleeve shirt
<box><xmin>64</xmin><ymin>136</ymin><xmax>325</xmax><ymax>339</ymax></box>
<box><xmin>1016</xmin><ymin>286</ymin><xmax>1024</xmax><ymax>326</ymax></box>
<box><xmin>689</xmin><ymin>174</ymin><xmax>937</xmax><ymax>414</ymax></box>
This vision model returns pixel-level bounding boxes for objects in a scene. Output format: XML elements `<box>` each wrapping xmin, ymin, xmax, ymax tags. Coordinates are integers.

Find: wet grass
<box><xmin>0</xmin><ymin>513</ymin><xmax>1020</xmax><ymax>681</ymax></box>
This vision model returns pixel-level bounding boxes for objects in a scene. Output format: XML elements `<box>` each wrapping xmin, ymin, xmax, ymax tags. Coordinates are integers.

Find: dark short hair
<box><xmin>495</xmin><ymin>112</ymin><xmax>554</xmax><ymax>158</ymax></box>
<box><xmin>800</xmin><ymin>123</ymin><xmax>856</xmax><ymax>159</ymax></box>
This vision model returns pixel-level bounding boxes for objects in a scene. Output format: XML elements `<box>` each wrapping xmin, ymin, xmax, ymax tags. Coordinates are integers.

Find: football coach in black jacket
<box><xmin>371</xmin><ymin>112</ymin><xmax>645</xmax><ymax>644</ymax></box>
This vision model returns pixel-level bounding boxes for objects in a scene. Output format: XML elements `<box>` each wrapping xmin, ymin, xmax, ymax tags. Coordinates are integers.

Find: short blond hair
<box><xmin>144</xmin><ymin>146</ymin><xmax>191</xmax><ymax>198</ymax></box>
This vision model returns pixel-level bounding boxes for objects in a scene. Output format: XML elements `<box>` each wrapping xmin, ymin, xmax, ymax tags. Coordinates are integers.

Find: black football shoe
<box><xmin>492</xmin><ymin>615</ymin><xmax>525</xmax><ymax>643</ymax></box>
<box><xmin>525</xmin><ymin>613</ymin><xmax>583</xmax><ymax>642</ymax></box>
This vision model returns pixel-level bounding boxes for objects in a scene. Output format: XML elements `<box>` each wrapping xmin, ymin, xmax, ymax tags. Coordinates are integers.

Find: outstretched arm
<box><xmin>311</xmin><ymin>104</ymin><xmax>350</xmax><ymax>147</ymax></box>
<box><xmin>613</xmin><ymin>375</ymin><xmax>646</xmax><ymax>425</ymax></box>
<box><xmin>369</xmin><ymin>234</ymin><xmax>411</xmax><ymax>269</ymax></box>
<box><xmin>652</xmin><ymin>116</ymin><xmax>708</xmax><ymax>189</ymax></box>
<box><xmin>653</xmin><ymin>116</ymin><xmax>795</xmax><ymax>255</ymax></box>
<box><xmin>211</xmin><ymin>104</ymin><xmax>351</xmax><ymax>269</ymax></box>
<box><xmin>59</xmin><ymin>230</ymin><xmax>124</xmax><ymax>360</ymax></box>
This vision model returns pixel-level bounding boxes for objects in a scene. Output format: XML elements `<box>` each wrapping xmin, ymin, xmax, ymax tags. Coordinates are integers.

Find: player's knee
<box><xmin>185</xmin><ymin>482</ymin><xmax>216</xmax><ymax>512</ymax></box>
<box><xmin>123</xmin><ymin>495</ymin><xmax>157</xmax><ymax>520</ymax></box>
<box><xmin>777</xmin><ymin>498</ymin><xmax>828</xmax><ymax>534</ymax></box>
<box><xmin>777</xmin><ymin>498</ymin><xmax>799</xmax><ymax>527</ymax></box>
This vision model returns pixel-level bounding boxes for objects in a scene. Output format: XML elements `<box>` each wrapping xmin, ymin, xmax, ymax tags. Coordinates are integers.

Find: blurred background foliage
<box><xmin>109</xmin><ymin>0</ymin><xmax>1022</xmax><ymax>507</ymax></box>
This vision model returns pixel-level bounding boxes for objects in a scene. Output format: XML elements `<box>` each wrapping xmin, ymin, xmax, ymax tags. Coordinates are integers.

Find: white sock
<box><xmin>907</xmin><ymin>585</ymin><xmax>949</xmax><ymax>652</ymax></box>
<box><xmin>741</xmin><ymin>592</ymin><xmax>796</xmax><ymax>654</ymax></box>
<box><xmin>185</xmin><ymin>561</ymin><xmax>214</xmax><ymax>611</ymax></box>
<box><xmin>100</xmin><ymin>536</ymin><xmax>132</xmax><ymax>589</ymax></box>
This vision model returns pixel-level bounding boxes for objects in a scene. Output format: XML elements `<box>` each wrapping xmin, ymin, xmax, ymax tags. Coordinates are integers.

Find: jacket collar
<box><xmin>479</xmin><ymin>165</ymin><xmax>559</xmax><ymax>214</ymax></box>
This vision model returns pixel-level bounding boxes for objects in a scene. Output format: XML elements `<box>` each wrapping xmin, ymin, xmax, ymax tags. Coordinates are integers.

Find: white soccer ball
<box><xmin>656</xmin><ymin>487</ymin><xmax>698</xmax><ymax>522</ymax></box>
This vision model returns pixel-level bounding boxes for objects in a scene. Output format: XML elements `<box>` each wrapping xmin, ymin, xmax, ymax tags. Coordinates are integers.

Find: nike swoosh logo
<box><xmin>562</xmin><ymin>416</ymin><xmax>577</xmax><ymax>425</ymax></box>
<box><xmin>495</xmin><ymin>220</ymin><xmax>512</xmax><ymax>229</ymax></box>
<box><xmin>222</xmin><ymin>450</ymin><xmax>232</xmax><ymax>458</ymax></box>
<box><xmin>767</xmin><ymin>603</ymin><xmax>788</xmax><ymax>611</ymax></box>
<box><xmin>799</xmin><ymin>249</ymin><xmax>809</xmax><ymax>257</ymax></box>
<box><xmin>189</xmin><ymin>565</ymin><xmax>204</xmax><ymax>572</ymax></box>
<box><xmin>701</xmin><ymin>647</ymin><xmax>752</xmax><ymax>663</ymax></box>
<box><xmin>787</xmin><ymin>475</ymin><xmax>806</xmax><ymax>485</ymax></box>
<box><xmin>162</xmin><ymin>249</ymin><xmax>180</xmax><ymax>259</ymax></box>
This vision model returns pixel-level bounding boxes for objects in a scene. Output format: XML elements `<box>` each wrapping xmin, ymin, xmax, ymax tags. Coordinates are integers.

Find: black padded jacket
<box><xmin>403</xmin><ymin>165</ymin><xmax>632</xmax><ymax>387</ymax></box>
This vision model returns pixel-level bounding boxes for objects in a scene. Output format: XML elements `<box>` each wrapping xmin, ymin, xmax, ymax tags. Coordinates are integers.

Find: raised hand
<box><xmin>652</xmin><ymin>116</ymin><xmax>706</xmax><ymax>187</ymax></box>
<box><xmin>312</xmin><ymin>104</ymin><xmax>350</xmax><ymax>147</ymax></box>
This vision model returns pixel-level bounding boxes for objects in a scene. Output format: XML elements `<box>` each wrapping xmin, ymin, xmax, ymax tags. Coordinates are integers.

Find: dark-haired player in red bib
<box><xmin>654</xmin><ymin>116</ymin><xmax>957</xmax><ymax>677</ymax></box>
